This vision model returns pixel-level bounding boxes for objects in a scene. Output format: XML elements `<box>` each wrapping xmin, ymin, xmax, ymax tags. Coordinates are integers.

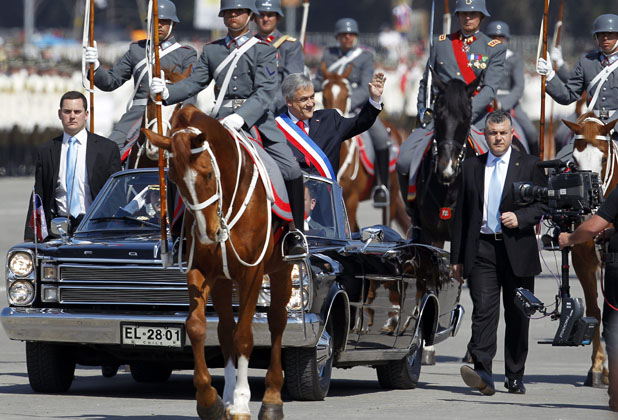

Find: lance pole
<box><xmin>539</xmin><ymin>0</ymin><xmax>550</xmax><ymax>161</ymax></box>
<box><xmin>151</xmin><ymin>0</ymin><xmax>170</xmax><ymax>266</ymax></box>
<box><xmin>443</xmin><ymin>0</ymin><xmax>451</xmax><ymax>35</ymax></box>
<box><xmin>88</xmin><ymin>0</ymin><xmax>95</xmax><ymax>131</ymax></box>
<box><xmin>548</xmin><ymin>0</ymin><xmax>564</xmax><ymax>159</ymax></box>
<box><xmin>425</xmin><ymin>0</ymin><xmax>435</xmax><ymax>111</ymax></box>
<box><xmin>299</xmin><ymin>0</ymin><xmax>310</xmax><ymax>52</ymax></box>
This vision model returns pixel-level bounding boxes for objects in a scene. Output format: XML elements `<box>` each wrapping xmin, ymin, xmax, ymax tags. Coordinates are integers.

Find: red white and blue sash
<box><xmin>275</xmin><ymin>113</ymin><xmax>336</xmax><ymax>180</ymax></box>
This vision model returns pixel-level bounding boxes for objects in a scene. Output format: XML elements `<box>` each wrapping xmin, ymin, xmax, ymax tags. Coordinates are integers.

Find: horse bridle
<box><xmin>573</xmin><ymin>117</ymin><xmax>615</xmax><ymax>194</ymax></box>
<box><xmin>168</xmin><ymin>126</ymin><xmax>272</xmax><ymax>279</ymax></box>
<box><xmin>430</xmin><ymin>136</ymin><xmax>468</xmax><ymax>184</ymax></box>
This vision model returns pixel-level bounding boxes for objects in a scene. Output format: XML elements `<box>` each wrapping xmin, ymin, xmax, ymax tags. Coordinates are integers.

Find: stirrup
<box><xmin>281</xmin><ymin>229</ymin><xmax>308</xmax><ymax>262</ymax></box>
<box><xmin>371</xmin><ymin>185</ymin><xmax>390</xmax><ymax>208</ymax></box>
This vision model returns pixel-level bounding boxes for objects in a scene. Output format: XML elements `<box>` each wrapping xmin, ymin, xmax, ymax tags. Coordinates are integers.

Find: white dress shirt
<box><xmin>55</xmin><ymin>129</ymin><xmax>92</xmax><ymax>217</ymax></box>
<box><xmin>481</xmin><ymin>146</ymin><xmax>512</xmax><ymax>234</ymax></box>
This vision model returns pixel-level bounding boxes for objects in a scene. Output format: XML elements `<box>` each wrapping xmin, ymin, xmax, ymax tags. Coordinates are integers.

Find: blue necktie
<box><xmin>487</xmin><ymin>158</ymin><xmax>503</xmax><ymax>233</ymax></box>
<box><xmin>65</xmin><ymin>137</ymin><xmax>80</xmax><ymax>218</ymax></box>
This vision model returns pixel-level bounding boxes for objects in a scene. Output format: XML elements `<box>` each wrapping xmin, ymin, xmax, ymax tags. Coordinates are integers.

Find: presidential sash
<box><xmin>275</xmin><ymin>113</ymin><xmax>336</xmax><ymax>180</ymax></box>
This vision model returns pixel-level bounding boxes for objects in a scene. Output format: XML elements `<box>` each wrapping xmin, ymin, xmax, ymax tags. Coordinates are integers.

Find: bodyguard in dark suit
<box><xmin>276</xmin><ymin>72</ymin><xmax>384</xmax><ymax>176</ymax></box>
<box><xmin>451</xmin><ymin>110</ymin><xmax>547</xmax><ymax>395</ymax></box>
<box><xmin>24</xmin><ymin>91</ymin><xmax>121</xmax><ymax>240</ymax></box>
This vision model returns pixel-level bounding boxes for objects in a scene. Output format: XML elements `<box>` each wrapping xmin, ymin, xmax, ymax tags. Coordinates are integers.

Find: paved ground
<box><xmin>0</xmin><ymin>177</ymin><xmax>616</xmax><ymax>419</ymax></box>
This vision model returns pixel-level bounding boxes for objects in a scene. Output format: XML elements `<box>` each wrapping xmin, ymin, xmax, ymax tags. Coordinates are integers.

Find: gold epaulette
<box><xmin>273</xmin><ymin>34</ymin><xmax>296</xmax><ymax>49</ymax></box>
<box><xmin>488</xmin><ymin>39</ymin><xmax>502</xmax><ymax>47</ymax></box>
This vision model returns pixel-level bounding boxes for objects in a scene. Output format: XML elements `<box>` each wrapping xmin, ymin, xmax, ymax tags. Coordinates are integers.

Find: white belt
<box><xmin>497</xmin><ymin>89</ymin><xmax>511</xmax><ymax>95</ymax></box>
<box><xmin>132</xmin><ymin>98</ymin><xmax>148</xmax><ymax>107</ymax></box>
<box><xmin>222</xmin><ymin>99</ymin><xmax>247</xmax><ymax>109</ymax></box>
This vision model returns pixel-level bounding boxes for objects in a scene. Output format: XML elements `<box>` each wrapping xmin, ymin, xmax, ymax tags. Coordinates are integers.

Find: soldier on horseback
<box><xmin>149</xmin><ymin>0</ymin><xmax>308</xmax><ymax>258</ymax></box>
<box><xmin>254</xmin><ymin>0</ymin><xmax>305</xmax><ymax>114</ymax></box>
<box><xmin>312</xmin><ymin>18</ymin><xmax>393</xmax><ymax>208</ymax></box>
<box><xmin>396</xmin><ymin>0</ymin><xmax>506</xmax><ymax>225</ymax></box>
<box><xmin>83</xmin><ymin>0</ymin><xmax>196</xmax><ymax>159</ymax></box>
<box><xmin>538</xmin><ymin>13</ymin><xmax>618</xmax><ymax>145</ymax></box>
<box><xmin>486</xmin><ymin>20</ymin><xmax>539</xmax><ymax>156</ymax></box>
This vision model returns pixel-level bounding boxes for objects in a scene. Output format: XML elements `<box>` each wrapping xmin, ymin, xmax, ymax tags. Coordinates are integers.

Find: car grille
<box><xmin>55</xmin><ymin>264</ymin><xmax>239</xmax><ymax>306</ymax></box>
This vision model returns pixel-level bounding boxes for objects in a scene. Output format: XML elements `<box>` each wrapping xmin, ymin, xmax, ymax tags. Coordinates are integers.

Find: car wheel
<box><xmin>130</xmin><ymin>362</ymin><xmax>172</xmax><ymax>383</ymax></box>
<box><xmin>26</xmin><ymin>342</ymin><xmax>75</xmax><ymax>393</ymax></box>
<box><xmin>284</xmin><ymin>321</ymin><xmax>334</xmax><ymax>401</ymax></box>
<box><xmin>101</xmin><ymin>364</ymin><xmax>119</xmax><ymax>378</ymax></box>
<box><xmin>376</xmin><ymin>328</ymin><xmax>423</xmax><ymax>389</ymax></box>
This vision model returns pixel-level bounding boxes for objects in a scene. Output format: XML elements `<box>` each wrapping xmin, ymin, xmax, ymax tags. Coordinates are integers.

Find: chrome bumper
<box><xmin>0</xmin><ymin>307</ymin><xmax>322</xmax><ymax>348</ymax></box>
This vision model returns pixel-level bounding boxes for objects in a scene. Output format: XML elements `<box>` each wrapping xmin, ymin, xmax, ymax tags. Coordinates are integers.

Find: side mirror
<box><xmin>50</xmin><ymin>217</ymin><xmax>70</xmax><ymax>238</ymax></box>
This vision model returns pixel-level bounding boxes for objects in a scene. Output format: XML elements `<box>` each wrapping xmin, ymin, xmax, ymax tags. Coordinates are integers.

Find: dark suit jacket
<box><xmin>450</xmin><ymin>148</ymin><xmax>547</xmax><ymax>278</ymax></box>
<box><xmin>24</xmin><ymin>131</ymin><xmax>121</xmax><ymax>240</ymax></box>
<box><xmin>288</xmin><ymin>100</ymin><xmax>381</xmax><ymax>172</ymax></box>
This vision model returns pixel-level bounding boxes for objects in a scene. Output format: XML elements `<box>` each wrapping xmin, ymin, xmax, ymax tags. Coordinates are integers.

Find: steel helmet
<box><xmin>256</xmin><ymin>0</ymin><xmax>284</xmax><ymax>17</ymax></box>
<box><xmin>334</xmin><ymin>18</ymin><xmax>359</xmax><ymax>36</ymax></box>
<box><xmin>157</xmin><ymin>0</ymin><xmax>180</xmax><ymax>23</ymax></box>
<box><xmin>454</xmin><ymin>0</ymin><xmax>490</xmax><ymax>18</ymax></box>
<box><xmin>592</xmin><ymin>14</ymin><xmax>618</xmax><ymax>35</ymax></box>
<box><xmin>485</xmin><ymin>21</ymin><xmax>510</xmax><ymax>38</ymax></box>
<box><xmin>219</xmin><ymin>0</ymin><xmax>259</xmax><ymax>17</ymax></box>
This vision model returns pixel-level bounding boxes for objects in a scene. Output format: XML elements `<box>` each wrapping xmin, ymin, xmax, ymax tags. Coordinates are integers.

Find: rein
<box><xmin>573</xmin><ymin>118</ymin><xmax>616</xmax><ymax>195</ymax></box>
<box><xmin>170</xmin><ymin>126</ymin><xmax>273</xmax><ymax>279</ymax></box>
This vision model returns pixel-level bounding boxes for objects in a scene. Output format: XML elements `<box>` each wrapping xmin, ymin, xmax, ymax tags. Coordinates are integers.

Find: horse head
<box><xmin>430</xmin><ymin>66</ymin><xmax>481</xmax><ymax>185</ymax></box>
<box><xmin>321</xmin><ymin>61</ymin><xmax>353</xmax><ymax>115</ymax></box>
<box><xmin>143</xmin><ymin>105</ymin><xmax>232</xmax><ymax>245</ymax></box>
<box><xmin>564</xmin><ymin>113</ymin><xmax>618</xmax><ymax>192</ymax></box>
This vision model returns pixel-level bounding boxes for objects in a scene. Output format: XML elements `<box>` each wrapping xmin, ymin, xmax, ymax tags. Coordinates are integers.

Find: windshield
<box><xmin>304</xmin><ymin>178</ymin><xmax>338</xmax><ymax>239</ymax></box>
<box><xmin>80</xmin><ymin>172</ymin><xmax>163</xmax><ymax>232</ymax></box>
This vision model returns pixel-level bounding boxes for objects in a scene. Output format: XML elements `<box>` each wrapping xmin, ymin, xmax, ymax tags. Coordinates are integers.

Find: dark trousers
<box><xmin>603</xmin><ymin>265</ymin><xmax>618</xmax><ymax>407</ymax></box>
<box><xmin>468</xmin><ymin>236</ymin><xmax>534</xmax><ymax>379</ymax></box>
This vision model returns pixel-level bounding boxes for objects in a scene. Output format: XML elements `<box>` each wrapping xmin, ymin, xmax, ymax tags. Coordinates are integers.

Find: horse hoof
<box><xmin>196</xmin><ymin>396</ymin><xmax>225</xmax><ymax>420</ymax></box>
<box><xmin>422</xmin><ymin>348</ymin><xmax>435</xmax><ymax>366</ymax></box>
<box><xmin>584</xmin><ymin>370</ymin><xmax>608</xmax><ymax>388</ymax></box>
<box><xmin>230</xmin><ymin>414</ymin><xmax>251</xmax><ymax>420</ymax></box>
<box><xmin>258</xmin><ymin>403</ymin><xmax>284</xmax><ymax>420</ymax></box>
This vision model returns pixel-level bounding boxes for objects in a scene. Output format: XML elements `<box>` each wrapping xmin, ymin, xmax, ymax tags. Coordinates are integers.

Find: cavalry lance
<box><xmin>81</xmin><ymin>0</ymin><xmax>95</xmax><ymax>131</ymax></box>
<box><xmin>421</xmin><ymin>0</ymin><xmax>436</xmax><ymax>128</ymax></box>
<box><xmin>443</xmin><ymin>0</ymin><xmax>451</xmax><ymax>35</ymax></box>
<box><xmin>548</xmin><ymin>0</ymin><xmax>565</xmax><ymax>158</ymax></box>
<box><xmin>150</xmin><ymin>0</ymin><xmax>170</xmax><ymax>267</ymax></box>
<box><xmin>299</xmin><ymin>0</ymin><xmax>310</xmax><ymax>51</ymax></box>
<box><xmin>538</xmin><ymin>0</ymin><xmax>550</xmax><ymax>161</ymax></box>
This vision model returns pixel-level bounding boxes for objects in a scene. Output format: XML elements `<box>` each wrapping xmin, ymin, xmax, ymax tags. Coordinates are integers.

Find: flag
<box><xmin>29</xmin><ymin>193</ymin><xmax>48</xmax><ymax>242</ymax></box>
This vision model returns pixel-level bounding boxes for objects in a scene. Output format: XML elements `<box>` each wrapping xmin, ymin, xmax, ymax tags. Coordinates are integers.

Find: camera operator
<box><xmin>451</xmin><ymin>110</ymin><xmax>547</xmax><ymax>395</ymax></box>
<box><xmin>559</xmin><ymin>190</ymin><xmax>618</xmax><ymax>412</ymax></box>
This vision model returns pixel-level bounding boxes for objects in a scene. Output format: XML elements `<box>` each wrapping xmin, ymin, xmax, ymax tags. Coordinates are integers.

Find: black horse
<box><xmin>411</xmin><ymin>68</ymin><xmax>481</xmax><ymax>248</ymax></box>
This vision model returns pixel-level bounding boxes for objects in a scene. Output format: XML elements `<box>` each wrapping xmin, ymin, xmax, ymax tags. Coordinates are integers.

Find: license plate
<box><xmin>121</xmin><ymin>324</ymin><xmax>184</xmax><ymax>348</ymax></box>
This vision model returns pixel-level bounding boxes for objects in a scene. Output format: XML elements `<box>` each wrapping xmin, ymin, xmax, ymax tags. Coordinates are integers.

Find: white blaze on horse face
<box><xmin>222</xmin><ymin>357</ymin><xmax>236</xmax><ymax>408</ymax></box>
<box><xmin>183</xmin><ymin>167</ymin><xmax>215</xmax><ymax>245</ymax></box>
<box><xmin>443</xmin><ymin>158</ymin><xmax>456</xmax><ymax>179</ymax></box>
<box><xmin>231</xmin><ymin>355</ymin><xmax>251</xmax><ymax>416</ymax></box>
<box><xmin>573</xmin><ymin>143</ymin><xmax>604</xmax><ymax>175</ymax></box>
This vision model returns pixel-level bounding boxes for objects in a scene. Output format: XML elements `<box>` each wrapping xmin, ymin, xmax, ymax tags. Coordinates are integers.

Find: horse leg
<box><xmin>186</xmin><ymin>269</ymin><xmax>225</xmax><ymax>420</ymax></box>
<box><xmin>210</xmin><ymin>277</ymin><xmax>237</xmax><ymax>414</ymax></box>
<box><xmin>346</xmin><ymin>193</ymin><xmax>360</xmax><ymax>232</ymax></box>
<box><xmin>259</xmin><ymin>267</ymin><xmax>292</xmax><ymax>420</ymax></box>
<box><xmin>572</xmin><ymin>242</ymin><xmax>606</xmax><ymax>387</ymax></box>
<box><xmin>389</xmin><ymin>173</ymin><xmax>411</xmax><ymax>235</ymax></box>
<box><xmin>229</xmin><ymin>266</ymin><xmax>263</xmax><ymax>420</ymax></box>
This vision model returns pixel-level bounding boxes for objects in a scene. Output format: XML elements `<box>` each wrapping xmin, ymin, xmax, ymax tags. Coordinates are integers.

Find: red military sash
<box><xmin>451</xmin><ymin>32</ymin><xmax>477</xmax><ymax>84</ymax></box>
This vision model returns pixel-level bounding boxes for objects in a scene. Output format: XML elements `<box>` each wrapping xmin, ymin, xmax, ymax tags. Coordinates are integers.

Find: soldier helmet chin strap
<box><xmin>237</xmin><ymin>12</ymin><xmax>254</xmax><ymax>32</ymax></box>
<box><xmin>596</xmin><ymin>34</ymin><xmax>618</xmax><ymax>56</ymax></box>
<box><xmin>161</xmin><ymin>22</ymin><xmax>174</xmax><ymax>42</ymax></box>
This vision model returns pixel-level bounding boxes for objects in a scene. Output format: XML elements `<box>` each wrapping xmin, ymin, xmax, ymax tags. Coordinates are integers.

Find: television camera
<box><xmin>512</xmin><ymin>159</ymin><xmax>600</xmax><ymax>346</ymax></box>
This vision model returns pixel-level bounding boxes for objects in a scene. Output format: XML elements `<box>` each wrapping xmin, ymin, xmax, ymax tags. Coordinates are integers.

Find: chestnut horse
<box><xmin>564</xmin><ymin>113</ymin><xmax>618</xmax><ymax>387</ymax></box>
<box><xmin>124</xmin><ymin>65</ymin><xmax>191</xmax><ymax>169</ymax></box>
<box><xmin>143</xmin><ymin>105</ymin><xmax>292</xmax><ymax>420</ymax></box>
<box><xmin>320</xmin><ymin>62</ymin><xmax>410</xmax><ymax>233</ymax></box>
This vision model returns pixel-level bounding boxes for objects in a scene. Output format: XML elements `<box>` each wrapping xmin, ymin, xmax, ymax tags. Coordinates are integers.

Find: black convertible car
<box><xmin>1</xmin><ymin>169</ymin><xmax>463</xmax><ymax>400</ymax></box>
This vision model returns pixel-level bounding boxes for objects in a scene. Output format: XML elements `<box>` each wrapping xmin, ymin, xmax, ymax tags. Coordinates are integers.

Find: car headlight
<box><xmin>287</xmin><ymin>263</ymin><xmax>311</xmax><ymax>311</ymax></box>
<box><xmin>8</xmin><ymin>280</ymin><xmax>35</xmax><ymax>305</ymax></box>
<box><xmin>9</xmin><ymin>252</ymin><xmax>34</xmax><ymax>277</ymax></box>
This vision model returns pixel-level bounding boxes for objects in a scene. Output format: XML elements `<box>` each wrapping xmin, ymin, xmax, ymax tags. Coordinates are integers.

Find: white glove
<box><xmin>221</xmin><ymin>113</ymin><xmax>245</xmax><ymax>130</ymax></box>
<box><xmin>536</xmin><ymin>57</ymin><xmax>556</xmax><ymax>81</ymax></box>
<box><xmin>84</xmin><ymin>41</ymin><xmax>100</xmax><ymax>71</ymax></box>
<box><xmin>550</xmin><ymin>46</ymin><xmax>564</xmax><ymax>68</ymax></box>
<box><xmin>150</xmin><ymin>76</ymin><xmax>169</xmax><ymax>101</ymax></box>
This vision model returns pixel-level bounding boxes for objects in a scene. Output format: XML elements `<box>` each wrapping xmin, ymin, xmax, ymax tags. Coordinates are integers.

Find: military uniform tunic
<box><xmin>546</xmin><ymin>50</ymin><xmax>618</xmax><ymax>122</ymax></box>
<box><xmin>165</xmin><ymin>33</ymin><xmax>301</xmax><ymax>180</ymax></box>
<box><xmin>313</xmin><ymin>45</ymin><xmax>390</xmax><ymax>151</ymax></box>
<box><xmin>417</xmin><ymin>30</ymin><xmax>506</xmax><ymax>124</ymax></box>
<box><xmin>497</xmin><ymin>50</ymin><xmax>538</xmax><ymax>149</ymax></box>
<box><xmin>256</xmin><ymin>29</ymin><xmax>304</xmax><ymax>113</ymax></box>
<box><xmin>92</xmin><ymin>37</ymin><xmax>196</xmax><ymax>150</ymax></box>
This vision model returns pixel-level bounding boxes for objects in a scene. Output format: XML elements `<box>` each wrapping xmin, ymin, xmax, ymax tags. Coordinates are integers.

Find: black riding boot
<box><xmin>284</xmin><ymin>176</ymin><xmax>307</xmax><ymax>258</ymax></box>
<box><xmin>372</xmin><ymin>148</ymin><xmax>390</xmax><ymax>208</ymax></box>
